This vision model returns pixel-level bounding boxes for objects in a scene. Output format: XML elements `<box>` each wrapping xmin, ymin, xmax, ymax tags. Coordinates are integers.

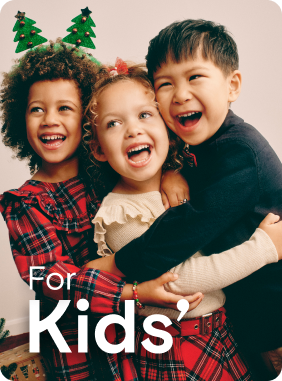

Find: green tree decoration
<box><xmin>62</xmin><ymin>7</ymin><xmax>96</xmax><ymax>49</ymax></box>
<box><xmin>13</xmin><ymin>11</ymin><xmax>48</xmax><ymax>53</ymax></box>
<box><xmin>1</xmin><ymin>363</ymin><xmax>17</xmax><ymax>380</ymax></box>
<box><xmin>0</xmin><ymin>317</ymin><xmax>10</xmax><ymax>344</ymax></box>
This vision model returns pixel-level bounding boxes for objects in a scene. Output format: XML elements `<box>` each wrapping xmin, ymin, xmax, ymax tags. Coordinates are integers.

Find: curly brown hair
<box><xmin>0</xmin><ymin>39</ymin><xmax>100</xmax><ymax>177</ymax></box>
<box><xmin>84</xmin><ymin>63</ymin><xmax>183</xmax><ymax>198</ymax></box>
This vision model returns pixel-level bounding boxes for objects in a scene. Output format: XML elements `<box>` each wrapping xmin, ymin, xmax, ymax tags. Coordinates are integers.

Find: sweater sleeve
<box><xmin>2</xmin><ymin>200</ymin><xmax>124</xmax><ymax>318</ymax></box>
<box><xmin>165</xmin><ymin>228</ymin><xmax>278</xmax><ymax>294</ymax></box>
<box><xmin>115</xmin><ymin>139</ymin><xmax>260</xmax><ymax>281</ymax></box>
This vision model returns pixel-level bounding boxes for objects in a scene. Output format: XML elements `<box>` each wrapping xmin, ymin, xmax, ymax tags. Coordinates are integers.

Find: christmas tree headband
<box><xmin>13</xmin><ymin>7</ymin><xmax>96</xmax><ymax>53</ymax></box>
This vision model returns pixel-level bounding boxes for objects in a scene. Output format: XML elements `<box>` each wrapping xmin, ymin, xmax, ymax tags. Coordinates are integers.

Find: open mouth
<box><xmin>127</xmin><ymin>144</ymin><xmax>152</xmax><ymax>164</ymax></box>
<box><xmin>177</xmin><ymin>111</ymin><xmax>202</xmax><ymax>128</ymax></box>
<box><xmin>40</xmin><ymin>135</ymin><xmax>66</xmax><ymax>146</ymax></box>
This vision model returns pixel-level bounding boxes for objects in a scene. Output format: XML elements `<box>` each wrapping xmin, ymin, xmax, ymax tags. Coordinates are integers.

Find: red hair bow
<box><xmin>109</xmin><ymin>57</ymin><xmax>129</xmax><ymax>76</ymax></box>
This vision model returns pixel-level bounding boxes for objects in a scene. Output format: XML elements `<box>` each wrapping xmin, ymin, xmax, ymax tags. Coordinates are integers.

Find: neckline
<box><xmin>190</xmin><ymin>110</ymin><xmax>243</xmax><ymax>153</ymax></box>
<box><xmin>25</xmin><ymin>175</ymin><xmax>83</xmax><ymax>186</ymax></box>
<box><xmin>108</xmin><ymin>191</ymin><xmax>161</xmax><ymax>197</ymax></box>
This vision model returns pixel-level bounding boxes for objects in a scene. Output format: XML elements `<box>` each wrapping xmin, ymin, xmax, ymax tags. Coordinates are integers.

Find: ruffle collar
<box><xmin>92</xmin><ymin>191</ymin><xmax>164</xmax><ymax>256</ymax></box>
<box><xmin>0</xmin><ymin>176</ymin><xmax>100</xmax><ymax>233</ymax></box>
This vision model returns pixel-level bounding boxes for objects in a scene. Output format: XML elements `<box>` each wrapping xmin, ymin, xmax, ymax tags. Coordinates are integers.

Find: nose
<box><xmin>41</xmin><ymin>109</ymin><xmax>60</xmax><ymax>127</ymax></box>
<box><xmin>173</xmin><ymin>85</ymin><xmax>192</xmax><ymax>105</ymax></box>
<box><xmin>125</xmin><ymin>120</ymin><xmax>144</xmax><ymax>138</ymax></box>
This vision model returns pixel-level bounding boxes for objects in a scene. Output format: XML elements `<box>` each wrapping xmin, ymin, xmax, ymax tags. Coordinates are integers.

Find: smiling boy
<box><xmin>109</xmin><ymin>19</ymin><xmax>282</xmax><ymax>378</ymax></box>
<box><xmin>153</xmin><ymin>56</ymin><xmax>240</xmax><ymax>146</ymax></box>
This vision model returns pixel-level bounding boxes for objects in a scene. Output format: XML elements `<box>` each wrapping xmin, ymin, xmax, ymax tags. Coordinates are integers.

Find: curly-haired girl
<box><xmin>0</xmin><ymin>43</ymin><xmax>194</xmax><ymax>381</ymax></box>
<box><xmin>84</xmin><ymin>62</ymin><xmax>282</xmax><ymax>381</ymax></box>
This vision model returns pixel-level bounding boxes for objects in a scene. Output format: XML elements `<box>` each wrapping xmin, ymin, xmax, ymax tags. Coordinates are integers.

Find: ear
<box><xmin>93</xmin><ymin>145</ymin><xmax>108</xmax><ymax>162</ymax></box>
<box><xmin>228</xmin><ymin>70</ymin><xmax>242</xmax><ymax>103</ymax></box>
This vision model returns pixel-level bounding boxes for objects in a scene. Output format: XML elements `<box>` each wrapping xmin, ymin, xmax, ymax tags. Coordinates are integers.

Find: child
<box><xmin>90</xmin><ymin>20</ymin><xmax>282</xmax><ymax>378</ymax></box>
<box><xmin>0</xmin><ymin>42</ymin><xmax>195</xmax><ymax>381</ymax></box>
<box><xmin>84</xmin><ymin>62</ymin><xmax>282</xmax><ymax>380</ymax></box>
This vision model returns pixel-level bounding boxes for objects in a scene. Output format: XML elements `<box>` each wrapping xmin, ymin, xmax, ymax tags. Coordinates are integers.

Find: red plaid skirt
<box><xmin>134</xmin><ymin>312</ymin><xmax>253</xmax><ymax>381</ymax></box>
<box><xmin>41</xmin><ymin>321</ymin><xmax>110</xmax><ymax>381</ymax></box>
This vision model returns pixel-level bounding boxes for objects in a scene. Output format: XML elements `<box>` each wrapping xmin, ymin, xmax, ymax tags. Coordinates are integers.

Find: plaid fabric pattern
<box><xmin>134</xmin><ymin>316</ymin><xmax>253</xmax><ymax>381</ymax></box>
<box><xmin>0</xmin><ymin>177</ymin><xmax>137</xmax><ymax>381</ymax></box>
<box><xmin>105</xmin><ymin>324</ymin><xmax>139</xmax><ymax>381</ymax></box>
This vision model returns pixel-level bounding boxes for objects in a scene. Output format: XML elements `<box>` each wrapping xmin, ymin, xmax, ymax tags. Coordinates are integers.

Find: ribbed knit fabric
<box><xmin>93</xmin><ymin>191</ymin><xmax>278</xmax><ymax>319</ymax></box>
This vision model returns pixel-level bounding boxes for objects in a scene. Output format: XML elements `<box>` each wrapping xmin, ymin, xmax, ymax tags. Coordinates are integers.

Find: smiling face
<box><xmin>153</xmin><ymin>53</ymin><xmax>241</xmax><ymax>145</ymax></box>
<box><xmin>26</xmin><ymin>79</ymin><xmax>82</xmax><ymax>176</ymax></box>
<box><xmin>94</xmin><ymin>80</ymin><xmax>169</xmax><ymax>192</ymax></box>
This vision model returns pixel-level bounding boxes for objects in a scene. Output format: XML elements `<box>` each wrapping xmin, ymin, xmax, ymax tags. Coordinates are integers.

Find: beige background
<box><xmin>0</xmin><ymin>0</ymin><xmax>282</xmax><ymax>335</ymax></box>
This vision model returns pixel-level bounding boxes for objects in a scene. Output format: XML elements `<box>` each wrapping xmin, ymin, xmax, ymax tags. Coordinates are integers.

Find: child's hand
<box><xmin>138</xmin><ymin>272</ymin><xmax>203</xmax><ymax>311</ymax></box>
<box><xmin>160</xmin><ymin>170</ymin><xmax>190</xmax><ymax>209</ymax></box>
<box><xmin>259</xmin><ymin>213</ymin><xmax>282</xmax><ymax>259</ymax></box>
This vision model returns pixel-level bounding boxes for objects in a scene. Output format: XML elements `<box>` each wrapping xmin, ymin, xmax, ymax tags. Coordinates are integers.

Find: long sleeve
<box><xmin>2</xmin><ymin>194</ymin><xmax>124</xmax><ymax>318</ymax></box>
<box><xmin>116</xmin><ymin>139</ymin><xmax>260</xmax><ymax>281</ymax></box>
<box><xmin>165</xmin><ymin>228</ymin><xmax>278</xmax><ymax>294</ymax></box>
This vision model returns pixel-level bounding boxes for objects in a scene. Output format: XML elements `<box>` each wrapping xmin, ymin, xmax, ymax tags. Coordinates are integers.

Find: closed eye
<box><xmin>107</xmin><ymin>120</ymin><xmax>121</xmax><ymax>128</ymax></box>
<box><xmin>139</xmin><ymin>112</ymin><xmax>151</xmax><ymax>120</ymax></box>
<box><xmin>156</xmin><ymin>82</ymin><xmax>172</xmax><ymax>90</ymax></box>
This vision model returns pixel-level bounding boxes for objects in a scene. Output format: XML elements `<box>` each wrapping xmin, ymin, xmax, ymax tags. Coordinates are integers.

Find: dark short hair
<box><xmin>0</xmin><ymin>39</ymin><xmax>100</xmax><ymax>174</ymax></box>
<box><xmin>146</xmin><ymin>19</ymin><xmax>239</xmax><ymax>79</ymax></box>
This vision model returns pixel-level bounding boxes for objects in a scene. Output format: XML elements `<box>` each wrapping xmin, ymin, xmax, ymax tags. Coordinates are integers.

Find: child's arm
<box><xmin>114</xmin><ymin>138</ymin><xmax>281</xmax><ymax>281</ymax></box>
<box><xmin>160</xmin><ymin>170</ymin><xmax>190</xmax><ymax>209</ymax></box>
<box><xmin>1</xmin><ymin>197</ymin><xmax>125</xmax><ymax>317</ymax></box>
<box><xmin>2</xmin><ymin>197</ymin><xmax>202</xmax><ymax>315</ymax></box>
<box><xmin>114</xmin><ymin>272</ymin><xmax>203</xmax><ymax>310</ymax></box>
<box><xmin>166</xmin><ymin>214</ymin><xmax>280</xmax><ymax>295</ymax></box>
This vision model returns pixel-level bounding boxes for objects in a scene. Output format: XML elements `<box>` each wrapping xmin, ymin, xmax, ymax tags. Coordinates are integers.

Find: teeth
<box><xmin>41</xmin><ymin>135</ymin><xmax>65</xmax><ymax>141</ymax></box>
<box><xmin>127</xmin><ymin>144</ymin><xmax>150</xmax><ymax>153</ymax></box>
<box><xmin>178</xmin><ymin>111</ymin><xmax>199</xmax><ymax>118</ymax></box>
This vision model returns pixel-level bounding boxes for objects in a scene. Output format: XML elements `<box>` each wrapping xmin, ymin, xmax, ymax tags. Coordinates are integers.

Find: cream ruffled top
<box><xmin>93</xmin><ymin>191</ymin><xmax>164</xmax><ymax>256</ymax></box>
<box><xmin>93</xmin><ymin>191</ymin><xmax>278</xmax><ymax>319</ymax></box>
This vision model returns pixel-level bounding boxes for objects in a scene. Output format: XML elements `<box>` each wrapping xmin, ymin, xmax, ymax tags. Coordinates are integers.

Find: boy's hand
<box><xmin>84</xmin><ymin>254</ymin><xmax>125</xmax><ymax>277</ymax></box>
<box><xmin>138</xmin><ymin>272</ymin><xmax>203</xmax><ymax>311</ymax></box>
<box><xmin>259</xmin><ymin>213</ymin><xmax>282</xmax><ymax>259</ymax></box>
<box><xmin>161</xmin><ymin>170</ymin><xmax>190</xmax><ymax>209</ymax></box>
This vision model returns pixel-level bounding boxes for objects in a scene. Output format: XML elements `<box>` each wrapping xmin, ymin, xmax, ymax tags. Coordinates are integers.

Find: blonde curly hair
<box><xmin>84</xmin><ymin>62</ymin><xmax>184</xmax><ymax>198</ymax></box>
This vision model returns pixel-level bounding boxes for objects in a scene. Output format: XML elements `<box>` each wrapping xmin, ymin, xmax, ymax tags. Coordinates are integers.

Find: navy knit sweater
<box><xmin>115</xmin><ymin>110</ymin><xmax>282</xmax><ymax>352</ymax></box>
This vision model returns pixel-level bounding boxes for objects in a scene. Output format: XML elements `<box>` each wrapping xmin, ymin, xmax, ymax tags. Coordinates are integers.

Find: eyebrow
<box><xmin>99</xmin><ymin>103</ymin><xmax>157</xmax><ymax>121</ymax></box>
<box><xmin>59</xmin><ymin>100</ymin><xmax>80</xmax><ymax>109</ymax></box>
<box><xmin>27</xmin><ymin>100</ymin><xmax>80</xmax><ymax>109</ymax></box>
<box><xmin>154</xmin><ymin>66</ymin><xmax>209</xmax><ymax>81</ymax></box>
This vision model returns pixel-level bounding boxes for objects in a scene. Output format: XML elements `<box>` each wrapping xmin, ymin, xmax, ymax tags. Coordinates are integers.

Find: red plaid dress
<box><xmin>134</xmin><ymin>314</ymin><xmax>253</xmax><ymax>381</ymax></box>
<box><xmin>0</xmin><ymin>176</ymin><xmax>138</xmax><ymax>381</ymax></box>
